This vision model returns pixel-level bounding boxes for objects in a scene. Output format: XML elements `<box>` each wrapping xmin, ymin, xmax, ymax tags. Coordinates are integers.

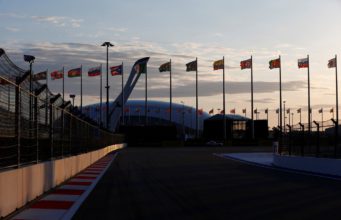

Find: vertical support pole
<box><xmin>34</xmin><ymin>94</ymin><xmax>38</xmax><ymax>163</ymax></box>
<box><xmin>145</xmin><ymin>63</ymin><xmax>148</xmax><ymax>126</ymax></box>
<box><xmin>251</xmin><ymin>56</ymin><xmax>254</xmax><ymax>140</ymax></box>
<box><xmin>49</xmin><ymin>102</ymin><xmax>54</xmax><ymax>159</ymax></box>
<box><xmin>335</xmin><ymin>55</ymin><xmax>339</xmax><ymax>157</ymax></box>
<box><xmin>196</xmin><ymin>57</ymin><xmax>199</xmax><ymax>138</ymax></box>
<box><xmin>15</xmin><ymin>81</ymin><xmax>21</xmax><ymax>167</ymax></box>
<box><xmin>170</xmin><ymin>59</ymin><xmax>172</xmax><ymax>124</ymax></box>
<box><xmin>122</xmin><ymin>62</ymin><xmax>124</xmax><ymax>125</ymax></box>
<box><xmin>307</xmin><ymin>55</ymin><xmax>311</xmax><ymax>148</ymax></box>
<box><xmin>106</xmin><ymin>46</ymin><xmax>109</xmax><ymax>129</ymax></box>
<box><xmin>100</xmin><ymin>64</ymin><xmax>103</xmax><ymax>127</ymax></box>
<box><xmin>223</xmin><ymin>56</ymin><xmax>226</xmax><ymax>142</ymax></box>
<box><xmin>279</xmin><ymin>55</ymin><xmax>283</xmax><ymax>145</ymax></box>
<box><xmin>80</xmin><ymin>65</ymin><xmax>83</xmax><ymax>112</ymax></box>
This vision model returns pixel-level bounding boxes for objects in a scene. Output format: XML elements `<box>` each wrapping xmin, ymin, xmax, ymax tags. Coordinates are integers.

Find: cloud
<box><xmin>5</xmin><ymin>27</ymin><xmax>19</xmax><ymax>32</ymax></box>
<box><xmin>31</xmin><ymin>16</ymin><xmax>83</xmax><ymax>28</ymax></box>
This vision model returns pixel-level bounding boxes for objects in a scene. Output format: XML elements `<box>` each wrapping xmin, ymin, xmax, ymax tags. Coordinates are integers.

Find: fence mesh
<box><xmin>0</xmin><ymin>49</ymin><xmax>123</xmax><ymax>169</ymax></box>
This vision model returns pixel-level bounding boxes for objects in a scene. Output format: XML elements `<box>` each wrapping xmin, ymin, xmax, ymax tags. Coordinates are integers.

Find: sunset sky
<box><xmin>1</xmin><ymin>0</ymin><xmax>341</xmax><ymax>127</ymax></box>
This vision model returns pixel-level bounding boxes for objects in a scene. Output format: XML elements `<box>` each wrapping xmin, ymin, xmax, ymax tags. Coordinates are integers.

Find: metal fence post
<box><xmin>49</xmin><ymin>103</ymin><xmax>54</xmax><ymax>159</ymax></box>
<box><xmin>287</xmin><ymin>124</ymin><xmax>292</xmax><ymax>155</ymax></box>
<box><xmin>313</xmin><ymin>121</ymin><xmax>320</xmax><ymax>157</ymax></box>
<box><xmin>15</xmin><ymin>83</ymin><xmax>21</xmax><ymax>167</ymax></box>
<box><xmin>34</xmin><ymin>95</ymin><xmax>39</xmax><ymax>163</ymax></box>
<box><xmin>299</xmin><ymin>123</ymin><xmax>305</xmax><ymax>156</ymax></box>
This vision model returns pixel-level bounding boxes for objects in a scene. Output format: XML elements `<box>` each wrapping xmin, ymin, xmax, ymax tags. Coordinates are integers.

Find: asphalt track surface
<box><xmin>73</xmin><ymin>147</ymin><xmax>341</xmax><ymax>220</ymax></box>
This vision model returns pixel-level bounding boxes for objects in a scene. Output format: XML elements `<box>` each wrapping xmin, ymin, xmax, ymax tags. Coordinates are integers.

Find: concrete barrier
<box><xmin>0</xmin><ymin>143</ymin><xmax>125</xmax><ymax>218</ymax></box>
<box><xmin>273</xmin><ymin>154</ymin><xmax>341</xmax><ymax>177</ymax></box>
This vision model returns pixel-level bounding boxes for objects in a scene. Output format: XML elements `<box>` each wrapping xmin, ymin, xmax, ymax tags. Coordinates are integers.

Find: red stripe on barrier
<box><xmin>66</xmin><ymin>181</ymin><xmax>92</xmax><ymax>186</ymax></box>
<box><xmin>75</xmin><ymin>176</ymin><xmax>96</xmax><ymax>180</ymax></box>
<box><xmin>31</xmin><ymin>200</ymin><xmax>74</xmax><ymax>209</ymax></box>
<box><xmin>52</xmin><ymin>189</ymin><xmax>85</xmax><ymax>195</ymax></box>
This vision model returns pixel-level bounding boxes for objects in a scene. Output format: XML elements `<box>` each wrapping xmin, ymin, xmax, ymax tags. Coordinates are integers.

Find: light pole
<box><xmin>101</xmin><ymin>41</ymin><xmax>114</xmax><ymax>129</ymax></box>
<box><xmin>283</xmin><ymin>101</ymin><xmax>286</xmax><ymax>133</ymax></box>
<box><xmin>24</xmin><ymin>54</ymin><xmax>35</xmax><ymax>122</ymax></box>
<box><xmin>69</xmin><ymin>94</ymin><xmax>76</xmax><ymax>106</ymax></box>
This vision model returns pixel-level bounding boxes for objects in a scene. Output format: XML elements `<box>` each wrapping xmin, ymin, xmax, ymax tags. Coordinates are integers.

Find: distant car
<box><xmin>206</xmin><ymin>140</ymin><xmax>223</xmax><ymax>146</ymax></box>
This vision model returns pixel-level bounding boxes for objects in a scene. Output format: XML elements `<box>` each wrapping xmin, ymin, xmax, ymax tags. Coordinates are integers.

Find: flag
<box><xmin>133</xmin><ymin>57</ymin><xmax>149</xmax><ymax>74</ymax></box>
<box><xmin>269</xmin><ymin>58</ymin><xmax>280</xmax><ymax>69</ymax></box>
<box><xmin>50</xmin><ymin>69</ymin><xmax>63</xmax><ymax>80</ymax></box>
<box><xmin>242</xmin><ymin>108</ymin><xmax>246</xmax><ymax>114</ymax></box>
<box><xmin>68</xmin><ymin>67</ymin><xmax>81</xmax><ymax>78</ymax></box>
<box><xmin>328</xmin><ymin>58</ymin><xmax>336</xmax><ymax>68</ymax></box>
<box><xmin>197</xmin><ymin>108</ymin><xmax>203</xmax><ymax>115</ymax></box>
<box><xmin>159</xmin><ymin>62</ymin><xmax>171</xmax><ymax>72</ymax></box>
<box><xmin>110</xmin><ymin>65</ymin><xmax>123</xmax><ymax>76</ymax></box>
<box><xmin>265</xmin><ymin>108</ymin><xmax>268</xmax><ymax>114</ymax></box>
<box><xmin>88</xmin><ymin>66</ymin><xmax>101</xmax><ymax>77</ymax></box>
<box><xmin>213</xmin><ymin>59</ymin><xmax>224</xmax><ymax>70</ymax></box>
<box><xmin>254</xmin><ymin>109</ymin><xmax>257</xmax><ymax>114</ymax></box>
<box><xmin>276</xmin><ymin>109</ymin><xmax>279</xmax><ymax>114</ymax></box>
<box><xmin>209</xmin><ymin>109</ymin><xmax>214</xmax><ymax>114</ymax></box>
<box><xmin>287</xmin><ymin>109</ymin><xmax>290</xmax><ymax>114</ymax></box>
<box><xmin>297</xmin><ymin>108</ymin><xmax>301</xmax><ymax>113</ymax></box>
<box><xmin>318</xmin><ymin>108</ymin><xmax>323</xmax><ymax>113</ymax></box>
<box><xmin>240</xmin><ymin>59</ymin><xmax>252</xmax><ymax>70</ymax></box>
<box><xmin>330</xmin><ymin>108</ymin><xmax>334</xmax><ymax>113</ymax></box>
<box><xmin>298</xmin><ymin>58</ymin><xmax>309</xmax><ymax>68</ymax></box>
<box><xmin>220</xmin><ymin>109</ymin><xmax>225</xmax><ymax>114</ymax></box>
<box><xmin>186</xmin><ymin>60</ymin><xmax>197</xmax><ymax>72</ymax></box>
<box><xmin>230</xmin><ymin>109</ymin><xmax>235</xmax><ymax>114</ymax></box>
<box><xmin>33</xmin><ymin>71</ymin><xmax>47</xmax><ymax>81</ymax></box>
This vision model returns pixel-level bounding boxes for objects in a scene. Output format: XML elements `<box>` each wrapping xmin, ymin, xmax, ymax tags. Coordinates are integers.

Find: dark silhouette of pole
<box><xmin>62</xmin><ymin>66</ymin><xmax>65</xmax><ymax>101</ymax></box>
<box><xmin>335</xmin><ymin>55</ymin><xmax>339</xmax><ymax>156</ymax></box>
<box><xmin>170</xmin><ymin>59</ymin><xmax>172</xmax><ymax>124</ymax></box>
<box><xmin>196</xmin><ymin>57</ymin><xmax>199</xmax><ymax>138</ymax></box>
<box><xmin>101</xmin><ymin>42</ymin><xmax>114</xmax><ymax>129</ymax></box>
<box><xmin>223</xmin><ymin>56</ymin><xmax>226</xmax><ymax>141</ymax></box>
<box><xmin>100</xmin><ymin>64</ymin><xmax>102</xmax><ymax>126</ymax></box>
<box><xmin>307</xmin><ymin>55</ymin><xmax>311</xmax><ymax>146</ymax></box>
<box><xmin>145</xmin><ymin>63</ymin><xmax>148</xmax><ymax>126</ymax></box>
<box><xmin>122</xmin><ymin>62</ymin><xmax>124</xmax><ymax>125</ymax></box>
<box><xmin>80</xmin><ymin>65</ymin><xmax>83</xmax><ymax>112</ymax></box>
<box><xmin>251</xmin><ymin>56</ymin><xmax>254</xmax><ymax>139</ymax></box>
<box><xmin>279</xmin><ymin>55</ymin><xmax>283</xmax><ymax>141</ymax></box>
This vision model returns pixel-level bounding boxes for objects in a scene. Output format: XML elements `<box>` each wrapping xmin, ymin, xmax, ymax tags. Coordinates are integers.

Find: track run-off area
<box><xmin>70</xmin><ymin>147</ymin><xmax>341</xmax><ymax>220</ymax></box>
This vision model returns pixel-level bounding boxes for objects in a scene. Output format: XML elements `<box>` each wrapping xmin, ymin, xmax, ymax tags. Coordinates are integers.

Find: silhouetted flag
<box><xmin>276</xmin><ymin>109</ymin><xmax>279</xmax><ymax>114</ymax></box>
<box><xmin>287</xmin><ymin>109</ymin><xmax>290</xmax><ymax>114</ymax></box>
<box><xmin>159</xmin><ymin>62</ymin><xmax>171</xmax><ymax>72</ymax></box>
<box><xmin>330</xmin><ymin>108</ymin><xmax>334</xmax><ymax>113</ymax></box>
<box><xmin>328</xmin><ymin>58</ymin><xmax>336</xmax><ymax>68</ymax></box>
<box><xmin>298</xmin><ymin>58</ymin><xmax>309</xmax><ymax>68</ymax></box>
<box><xmin>50</xmin><ymin>69</ymin><xmax>63</xmax><ymax>80</ymax></box>
<box><xmin>209</xmin><ymin>109</ymin><xmax>214</xmax><ymax>114</ymax></box>
<box><xmin>88</xmin><ymin>66</ymin><xmax>101</xmax><ymax>77</ymax></box>
<box><xmin>269</xmin><ymin>58</ymin><xmax>280</xmax><ymax>69</ymax></box>
<box><xmin>240</xmin><ymin>59</ymin><xmax>252</xmax><ymax>69</ymax></box>
<box><xmin>297</xmin><ymin>108</ymin><xmax>301</xmax><ymax>113</ymax></box>
<box><xmin>220</xmin><ymin>109</ymin><xmax>225</xmax><ymax>114</ymax></box>
<box><xmin>254</xmin><ymin>109</ymin><xmax>257</xmax><ymax>114</ymax></box>
<box><xmin>110</xmin><ymin>65</ymin><xmax>123</xmax><ymax>76</ymax></box>
<box><xmin>265</xmin><ymin>109</ymin><xmax>268</xmax><ymax>114</ymax></box>
<box><xmin>186</xmin><ymin>60</ymin><xmax>197</xmax><ymax>72</ymax></box>
<box><xmin>318</xmin><ymin>108</ymin><xmax>323</xmax><ymax>113</ymax></box>
<box><xmin>242</xmin><ymin>109</ymin><xmax>246</xmax><ymax>114</ymax></box>
<box><xmin>197</xmin><ymin>108</ymin><xmax>203</xmax><ymax>115</ymax></box>
<box><xmin>133</xmin><ymin>57</ymin><xmax>149</xmax><ymax>74</ymax></box>
<box><xmin>230</xmin><ymin>109</ymin><xmax>235</xmax><ymax>114</ymax></box>
<box><xmin>213</xmin><ymin>59</ymin><xmax>224</xmax><ymax>70</ymax></box>
<box><xmin>68</xmin><ymin>67</ymin><xmax>81</xmax><ymax>78</ymax></box>
<box><xmin>33</xmin><ymin>71</ymin><xmax>47</xmax><ymax>81</ymax></box>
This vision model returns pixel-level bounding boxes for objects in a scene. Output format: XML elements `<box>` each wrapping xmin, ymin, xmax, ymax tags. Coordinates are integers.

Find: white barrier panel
<box><xmin>273</xmin><ymin>154</ymin><xmax>341</xmax><ymax>177</ymax></box>
<box><xmin>0</xmin><ymin>143</ymin><xmax>125</xmax><ymax>218</ymax></box>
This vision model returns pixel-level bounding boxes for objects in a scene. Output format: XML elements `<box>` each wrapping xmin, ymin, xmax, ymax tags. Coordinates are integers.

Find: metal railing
<box><xmin>0</xmin><ymin>49</ymin><xmax>123</xmax><ymax>169</ymax></box>
<box><xmin>279</xmin><ymin>119</ymin><xmax>340</xmax><ymax>158</ymax></box>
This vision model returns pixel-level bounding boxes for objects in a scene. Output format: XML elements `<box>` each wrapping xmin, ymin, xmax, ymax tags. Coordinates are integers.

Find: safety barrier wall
<box><xmin>0</xmin><ymin>143</ymin><xmax>125</xmax><ymax>218</ymax></box>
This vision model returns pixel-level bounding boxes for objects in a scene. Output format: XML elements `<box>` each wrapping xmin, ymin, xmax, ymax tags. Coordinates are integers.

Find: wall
<box><xmin>0</xmin><ymin>144</ymin><xmax>125</xmax><ymax>218</ymax></box>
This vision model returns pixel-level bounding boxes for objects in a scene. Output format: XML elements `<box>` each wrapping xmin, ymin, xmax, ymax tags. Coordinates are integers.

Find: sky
<box><xmin>1</xmin><ymin>0</ymin><xmax>341</xmax><ymax>128</ymax></box>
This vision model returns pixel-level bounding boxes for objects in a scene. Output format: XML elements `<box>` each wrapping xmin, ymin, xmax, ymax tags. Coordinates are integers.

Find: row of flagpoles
<box><xmin>31</xmin><ymin>54</ymin><xmax>338</xmax><ymax>140</ymax></box>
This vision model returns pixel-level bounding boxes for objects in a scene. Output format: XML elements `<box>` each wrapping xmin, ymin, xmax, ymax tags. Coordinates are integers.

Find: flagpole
<box><xmin>307</xmin><ymin>55</ymin><xmax>311</xmax><ymax>149</ymax></box>
<box><xmin>300</xmin><ymin>110</ymin><xmax>302</xmax><ymax>124</ymax></box>
<box><xmin>62</xmin><ymin>66</ymin><xmax>65</xmax><ymax>101</ymax></box>
<box><xmin>195</xmin><ymin>57</ymin><xmax>199</xmax><ymax>138</ymax></box>
<box><xmin>122</xmin><ymin>62</ymin><xmax>124</xmax><ymax>125</ymax></box>
<box><xmin>145</xmin><ymin>62</ymin><xmax>148</xmax><ymax>126</ymax></box>
<box><xmin>335</xmin><ymin>55</ymin><xmax>339</xmax><ymax>157</ymax></box>
<box><xmin>80</xmin><ymin>65</ymin><xmax>83</xmax><ymax>112</ymax></box>
<box><xmin>279</xmin><ymin>55</ymin><xmax>283</xmax><ymax>144</ymax></box>
<box><xmin>251</xmin><ymin>56</ymin><xmax>254</xmax><ymax>139</ymax></box>
<box><xmin>100</xmin><ymin>64</ymin><xmax>102</xmax><ymax>127</ymax></box>
<box><xmin>223</xmin><ymin>56</ymin><xmax>226</xmax><ymax>142</ymax></box>
<box><xmin>170</xmin><ymin>59</ymin><xmax>172</xmax><ymax>124</ymax></box>
<box><xmin>46</xmin><ymin>69</ymin><xmax>48</xmax><ymax>125</ymax></box>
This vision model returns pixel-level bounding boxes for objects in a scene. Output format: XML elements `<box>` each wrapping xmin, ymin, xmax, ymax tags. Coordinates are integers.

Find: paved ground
<box><xmin>73</xmin><ymin>147</ymin><xmax>341</xmax><ymax>220</ymax></box>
